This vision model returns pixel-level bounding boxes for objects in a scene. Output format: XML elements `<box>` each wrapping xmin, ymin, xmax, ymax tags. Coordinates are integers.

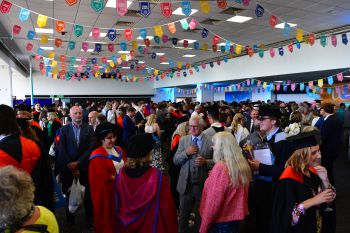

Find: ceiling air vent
<box><xmin>124</xmin><ymin>9</ymin><xmax>143</xmax><ymax>18</ymax></box>
<box><xmin>220</xmin><ymin>7</ymin><xmax>245</xmax><ymax>15</ymax></box>
<box><xmin>115</xmin><ymin>20</ymin><xmax>137</xmax><ymax>27</ymax></box>
<box><xmin>200</xmin><ymin>18</ymin><xmax>223</xmax><ymax>26</ymax></box>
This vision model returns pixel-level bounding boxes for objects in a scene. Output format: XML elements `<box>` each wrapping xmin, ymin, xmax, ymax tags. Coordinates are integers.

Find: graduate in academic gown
<box><xmin>115</xmin><ymin>134</ymin><xmax>178</xmax><ymax>233</ymax></box>
<box><xmin>270</xmin><ymin>131</ymin><xmax>336</xmax><ymax>233</ymax></box>
<box><xmin>89</xmin><ymin>122</ymin><xmax>126</xmax><ymax>233</ymax></box>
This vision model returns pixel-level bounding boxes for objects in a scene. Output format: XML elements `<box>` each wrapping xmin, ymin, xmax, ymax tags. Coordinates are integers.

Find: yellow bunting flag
<box><xmin>52</xmin><ymin>67</ymin><xmax>58</xmax><ymax>74</ymax></box>
<box><xmin>131</xmin><ymin>40</ymin><xmax>138</xmax><ymax>50</ymax></box>
<box><xmin>235</xmin><ymin>45</ymin><xmax>242</xmax><ymax>55</ymax></box>
<box><xmin>154</xmin><ymin>25</ymin><xmax>163</xmax><ymax>37</ymax></box>
<box><xmin>318</xmin><ymin>79</ymin><xmax>323</xmax><ymax>87</ymax></box>
<box><xmin>109</xmin><ymin>61</ymin><xmax>115</xmax><ymax>67</ymax></box>
<box><xmin>41</xmin><ymin>34</ymin><xmax>49</xmax><ymax>44</ymax></box>
<box><xmin>95</xmin><ymin>72</ymin><xmax>99</xmax><ymax>78</ymax></box>
<box><xmin>48</xmin><ymin>51</ymin><xmax>55</xmax><ymax>59</ymax></box>
<box><xmin>37</xmin><ymin>15</ymin><xmax>48</xmax><ymax>28</ymax></box>
<box><xmin>263</xmin><ymin>82</ymin><xmax>267</xmax><ymax>89</ymax></box>
<box><xmin>121</xmin><ymin>53</ymin><xmax>126</xmax><ymax>61</ymax></box>
<box><xmin>154</xmin><ymin>69</ymin><xmax>159</xmax><ymax>75</ymax></box>
<box><xmin>199</xmin><ymin>0</ymin><xmax>210</xmax><ymax>14</ymax></box>
<box><xmin>296</xmin><ymin>28</ymin><xmax>303</xmax><ymax>42</ymax></box>
<box><xmin>202</xmin><ymin>43</ymin><xmax>208</xmax><ymax>51</ymax></box>
<box><xmin>177</xmin><ymin>61</ymin><xmax>183</xmax><ymax>69</ymax></box>
<box><xmin>52</xmin><ymin>61</ymin><xmax>57</xmax><ymax>68</ymax></box>
<box><xmin>53</xmin><ymin>74</ymin><xmax>57</xmax><ymax>79</ymax></box>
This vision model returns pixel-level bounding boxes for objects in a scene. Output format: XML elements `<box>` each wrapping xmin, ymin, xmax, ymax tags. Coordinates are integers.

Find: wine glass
<box><xmin>322</xmin><ymin>183</ymin><xmax>335</xmax><ymax>212</ymax></box>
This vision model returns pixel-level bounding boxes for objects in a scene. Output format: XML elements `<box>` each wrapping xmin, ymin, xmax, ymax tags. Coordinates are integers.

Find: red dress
<box><xmin>89</xmin><ymin>146</ymin><xmax>125</xmax><ymax>233</ymax></box>
<box><xmin>115</xmin><ymin>167</ymin><xmax>178</xmax><ymax>233</ymax></box>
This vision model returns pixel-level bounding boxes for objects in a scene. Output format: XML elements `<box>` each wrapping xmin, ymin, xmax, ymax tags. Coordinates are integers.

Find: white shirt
<box><xmin>105</xmin><ymin>147</ymin><xmax>124</xmax><ymax>173</ymax></box>
<box><xmin>324</xmin><ymin>114</ymin><xmax>334</xmax><ymax>121</ymax></box>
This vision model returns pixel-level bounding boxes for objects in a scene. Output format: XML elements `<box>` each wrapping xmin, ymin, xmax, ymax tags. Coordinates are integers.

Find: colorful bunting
<box><xmin>154</xmin><ymin>25</ymin><xmax>163</xmax><ymax>37</ymax></box>
<box><xmin>37</xmin><ymin>15</ymin><xmax>48</xmax><ymax>28</ymax></box>
<box><xmin>0</xmin><ymin>0</ymin><xmax>11</xmax><ymax>14</ymax></box>
<box><xmin>269</xmin><ymin>15</ymin><xmax>277</xmax><ymax>27</ymax></box>
<box><xmin>255</xmin><ymin>4</ymin><xmax>264</xmax><ymax>18</ymax></box>
<box><xmin>91</xmin><ymin>0</ymin><xmax>104</xmax><ymax>12</ymax></box>
<box><xmin>12</xmin><ymin>25</ymin><xmax>21</xmax><ymax>35</ymax></box>
<box><xmin>92</xmin><ymin>27</ymin><xmax>100</xmax><ymax>39</ymax></box>
<box><xmin>180</xmin><ymin>19</ymin><xmax>189</xmax><ymax>30</ymax></box>
<box><xmin>117</xmin><ymin>0</ymin><xmax>128</xmax><ymax>16</ymax></box>
<box><xmin>124</xmin><ymin>28</ymin><xmax>133</xmax><ymax>41</ymax></box>
<box><xmin>74</xmin><ymin>25</ymin><xmax>83</xmax><ymax>37</ymax></box>
<box><xmin>331</xmin><ymin>35</ymin><xmax>337</xmax><ymax>47</ymax></box>
<box><xmin>337</xmin><ymin>73</ymin><xmax>343</xmax><ymax>82</ymax></box>
<box><xmin>167</xmin><ymin>22</ymin><xmax>176</xmax><ymax>34</ymax></box>
<box><xmin>181</xmin><ymin>1</ymin><xmax>192</xmax><ymax>16</ymax></box>
<box><xmin>200</xmin><ymin>0</ymin><xmax>211</xmax><ymax>13</ymax></box>
<box><xmin>19</xmin><ymin>8</ymin><xmax>30</xmax><ymax>21</ymax></box>
<box><xmin>217</xmin><ymin>0</ymin><xmax>227</xmax><ymax>9</ymax></box>
<box><xmin>56</xmin><ymin>21</ymin><xmax>65</xmax><ymax>33</ymax></box>
<box><xmin>65</xmin><ymin>0</ymin><xmax>77</xmax><ymax>6</ymax></box>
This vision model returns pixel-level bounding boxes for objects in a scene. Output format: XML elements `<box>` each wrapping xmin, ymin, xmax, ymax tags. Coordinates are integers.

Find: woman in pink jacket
<box><xmin>200</xmin><ymin>131</ymin><xmax>251</xmax><ymax>233</ymax></box>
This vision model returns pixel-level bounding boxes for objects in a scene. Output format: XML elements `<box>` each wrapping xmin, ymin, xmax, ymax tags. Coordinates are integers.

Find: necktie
<box><xmin>193</xmin><ymin>137</ymin><xmax>198</xmax><ymax>147</ymax></box>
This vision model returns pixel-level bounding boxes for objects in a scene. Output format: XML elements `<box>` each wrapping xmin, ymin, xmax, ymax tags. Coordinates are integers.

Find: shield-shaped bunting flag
<box><xmin>12</xmin><ymin>25</ymin><xmax>21</xmax><ymax>35</ymax></box>
<box><xmin>55</xmin><ymin>38</ymin><xmax>62</xmax><ymax>48</ymax></box>
<box><xmin>279</xmin><ymin>47</ymin><xmax>284</xmax><ymax>56</ymax></box>
<box><xmin>108</xmin><ymin>43</ymin><xmax>114</xmax><ymax>52</ymax></box>
<box><xmin>26</xmin><ymin>43</ymin><xmax>33</xmax><ymax>51</ymax></box>
<box><xmin>269</xmin><ymin>15</ymin><xmax>277</xmax><ymax>27</ymax></box>
<box><xmin>37</xmin><ymin>15</ymin><xmax>48</xmax><ymax>28</ymax></box>
<box><xmin>0</xmin><ymin>0</ymin><xmax>11</xmax><ymax>14</ymax></box>
<box><xmin>74</xmin><ymin>24</ymin><xmax>83</xmax><ymax>37</ymax></box>
<box><xmin>56</xmin><ymin>21</ymin><xmax>65</xmax><ymax>33</ymax></box>
<box><xmin>124</xmin><ymin>29</ymin><xmax>133</xmax><ymax>40</ymax></box>
<box><xmin>68</xmin><ymin>41</ymin><xmax>76</xmax><ymax>51</ymax></box>
<box><xmin>154</xmin><ymin>36</ymin><xmax>160</xmax><ymax>44</ymax></box>
<box><xmin>283</xmin><ymin>23</ymin><xmax>291</xmax><ymax>36</ymax></box>
<box><xmin>92</xmin><ymin>27</ymin><xmax>100</xmax><ymax>39</ymax></box>
<box><xmin>181</xmin><ymin>1</ymin><xmax>192</xmax><ymax>16</ymax></box>
<box><xmin>91</xmin><ymin>0</ymin><xmax>104</xmax><ymax>12</ymax></box>
<box><xmin>95</xmin><ymin>43</ymin><xmax>102</xmax><ymax>53</ymax></box>
<box><xmin>65</xmin><ymin>0</ymin><xmax>77</xmax><ymax>6</ymax></box>
<box><xmin>19</xmin><ymin>8</ymin><xmax>30</xmax><ymax>21</ymax></box>
<box><xmin>117</xmin><ymin>0</ymin><xmax>128</xmax><ymax>16</ymax></box>
<box><xmin>82</xmin><ymin>42</ymin><xmax>89</xmax><ymax>52</ymax></box>
<box><xmin>160</xmin><ymin>2</ymin><xmax>172</xmax><ymax>18</ymax></box>
<box><xmin>200</xmin><ymin>0</ymin><xmax>210</xmax><ymax>13</ymax></box>
<box><xmin>342</xmin><ymin>34</ymin><xmax>348</xmax><ymax>45</ymax></box>
<box><xmin>217</xmin><ymin>0</ymin><xmax>227</xmax><ymax>9</ymax></box>
<box><xmin>202</xmin><ymin>28</ymin><xmax>208</xmax><ymax>38</ymax></box>
<box><xmin>255</xmin><ymin>4</ymin><xmax>264</xmax><ymax>17</ymax></box>
<box><xmin>168</xmin><ymin>22</ymin><xmax>176</xmax><ymax>34</ymax></box>
<box><xmin>180</xmin><ymin>19</ymin><xmax>189</xmax><ymax>30</ymax></box>
<box><xmin>139</xmin><ymin>2</ymin><xmax>151</xmax><ymax>17</ymax></box>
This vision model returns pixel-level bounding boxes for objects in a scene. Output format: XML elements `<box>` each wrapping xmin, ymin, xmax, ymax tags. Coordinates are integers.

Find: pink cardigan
<box><xmin>199</xmin><ymin>161</ymin><xmax>249</xmax><ymax>233</ymax></box>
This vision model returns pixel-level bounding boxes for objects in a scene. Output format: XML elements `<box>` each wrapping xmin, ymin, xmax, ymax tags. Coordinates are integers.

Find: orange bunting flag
<box><xmin>55</xmin><ymin>38</ymin><xmax>62</xmax><ymax>48</ymax></box>
<box><xmin>167</xmin><ymin>22</ymin><xmax>176</xmax><ymax>34</ymax></box>
<box><xmin>56</xmin><ymin>20</ymin><xmax>65</xmax><ymax>33</ymax></box>
<box><xmin>37</xmin><ymin>15</ymin><xmax>48</xmax><ymax>28</ymax></box>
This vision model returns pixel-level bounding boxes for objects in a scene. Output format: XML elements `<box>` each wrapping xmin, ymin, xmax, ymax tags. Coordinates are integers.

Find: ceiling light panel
<box><xmin>226</xmin><ymin>16</ymin><xmax>252</xmax><ymax>23</ymax></box>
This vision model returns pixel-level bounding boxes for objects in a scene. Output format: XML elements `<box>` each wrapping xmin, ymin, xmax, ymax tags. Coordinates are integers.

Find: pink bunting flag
<box><xmin>189</xmin><ymin>19</ymin><xmax>198</xmax><ymax>30</ymax></box>
<box><xmin>117</xmin><ymin>0</ymin><xmax>128</xmax><ymax>16</ymax></box>
<box><xmin>82</xmin><ymin>42</ymin><xmax>89</xmax><ymax>52</ymax></box>
<box><xmin>81</xmin><ymin>58</ymin><xmax>86</xmax><ymax>65</ymax></box>
<box><xmin>331</xmin><ymin>35</ymin><xmax>337</xmax><ymax>47</ymax></box>
<box><xmin>337</xmin><ymin>73</ymin><xmax>343</xmax><ymax>82</ymax></box>
<box><xmin>276</xmin><ymin>83</ymin><xmax>281</xmax><ymax>91</ymax></box>
<box><xmin>270</xmin><ymin>48</ymin><xmax>275</xmax><ymax>58</ymax></box>
<box><xmin>308</xmin><ymin>81</ymin><xmax>314</xmax><ymax>89</ymax></box>
<box><xmin>291</xmin><ymin>83</ymin><xmax>296</xmax><ymax>91</ymax></box>
<box><xmin>288</xmin><ymin>43</ymin><xmax>293</xmax><ymax>53</ymax></box>
<box><xmin>92</xmin><ymin>27</ymin><xmax>100</xmax><ymax>39</ymax></box>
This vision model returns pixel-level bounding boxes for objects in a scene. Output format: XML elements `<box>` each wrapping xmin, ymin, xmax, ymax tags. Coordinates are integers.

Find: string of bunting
<box><xmin>1</xmin><ymin>0</ymin><xmax>349</xmax><ymax>82</ymax></box>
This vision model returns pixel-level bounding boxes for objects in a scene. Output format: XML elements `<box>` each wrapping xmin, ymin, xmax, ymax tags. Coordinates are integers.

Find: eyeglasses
<box><xmin>258</xmin><ymin>116</ymin><xmax>271</xmax><ymax>121</ymax></box>
<box><xmin>189</xmin><ymin>125</ymin><xmax>199</xmax><ymax>128</ymax></box>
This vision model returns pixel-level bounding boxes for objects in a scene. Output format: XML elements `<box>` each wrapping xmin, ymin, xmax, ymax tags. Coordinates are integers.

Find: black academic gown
<box><xmin>270</xmin><ymin>167</ymin><xmax>323</xmax><ymax>233</ymax></box>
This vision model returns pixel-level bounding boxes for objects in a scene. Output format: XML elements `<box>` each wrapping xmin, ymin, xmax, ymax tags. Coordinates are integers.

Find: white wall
<box><xmin>12</xmin><ymin>72</ymin><xmax>155</xmax><ymax>97</ymax></box>
<box><xmin>155</xmin><ymin>35</ymin><xmax>350</xmax><ymax>88</ymax></box>
<box><xmin>0</xmin><ymin>65</ymin><xmax>12</xmax><ymax>106</ymax></box>
<box><xmin>276</xmin><ymin>94</ymin><xmax>316</xmax><ymax>103</ymax></box>
<box><xmin>214</xmin><ymin>92</ymin><xmax>225</xmax><ymax>101</ymax></box>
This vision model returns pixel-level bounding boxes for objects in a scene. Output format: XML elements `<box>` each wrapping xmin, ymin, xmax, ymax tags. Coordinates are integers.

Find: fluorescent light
<box><xmin>107</xmin><ymin>60</ymin><xmax>112</xmax><ymax>62</ymax></box>
<box><xmin>226</xmin><ymin>15</ymin><xmax>252</xmax><ymax>23</ymax></box>
<box><xmin>160</xmin><ymin>62</ymin><xmax>170</xmax><ymax>65</ymax></box>
<box><xmin>275</xmin><ymin>22</ymin><xmax>297</xmax><ymax>29</ymax></box>
<box><xmin>118</xmin><ymin>51</ymin><xmax>130</xmax><ymax>54</ymax></box>
<box><xmin>41</xmin><ymin>47</ymin><xmax>54</xmax><ymax>50</ymax></box>
<box><xmin>81</xmin><ymin>49</ymin><xmax>94</xmax><ymax>52</ymax></box>
<box><xmin>76</xmin><ymin>58</ymin><xmax>81</xmax><ymax>61</ymax></box>
<box><xmin>138</xmin><ymin>61</ymin><xmax>145</xmax><ymax>64</ymax></box>
<box><xmin>35</xmin><ymin>28</ymin><xmax>54</xmax><ymax>34</ymax></box>
<box><xmin>137</xmin><ymin>36</ymin><xmax>154</xmax><ymax>40</ymax></box>
<box><xmin>218</xmin><ymin>42</ymin><xmax>231</xmax><ymax>46</ymax></box>
<box><xmin>73</xmin><ymin>65</ymin><xmax>78</xmax><ymax>68</ymax></box>
<box><xmin>172</xmin><ymin>7</ymin><xmax>198</xmax><ymax>16</ymax></box>
<box><xmin>182</xmin><ymin>54</ymin><xmax>196</xmax><ymax>58</ymax></box>
<box><xmin>179</xmin><ymin>39</ymin><xmax>197</xmax><ymax>44</ymax></box>
<box><xmin>174</xmin><ymin>46</ymin><xmax>192</xmax><ymax>50</ymax></box>
<box><xmin>122</xmin><ymin>67</ymin><xmax>130</xmax><ymax>69</ymax></box>
<box><xmin>89</xmin><ymin>32</ymin><xmax>107</xmax><ymax>37</ymax></box>
<box><xmin>156</xmin><ymin>53</ymin><xmax>165</xmax><ymax>56</ymax></box>
<box><xmin>274</xmin><ymin>81</ymin><xmax>283</xmax><ymax>83</ymax></box>
<box><xmin>106</xmin><ymin>0</ymin><xmax>132</xmax><ymax>8</ymax></box>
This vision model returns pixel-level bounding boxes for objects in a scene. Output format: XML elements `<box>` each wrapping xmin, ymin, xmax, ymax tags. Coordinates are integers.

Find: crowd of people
<box><xmin>0</xmin><ymin>98</ymin><xmax>348</xmax><ymax>233</ymax></box>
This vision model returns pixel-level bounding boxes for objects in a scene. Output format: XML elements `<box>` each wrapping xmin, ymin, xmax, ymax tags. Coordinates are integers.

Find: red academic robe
<box><xmin>115</xmin><ymin>167</ymin><xmax>178</xmax><ymax>233</ymax></box>
<box><xmin>89</xmin><ymin>146</ymin><xmax>125</xmax><ymax>233</ymax></box>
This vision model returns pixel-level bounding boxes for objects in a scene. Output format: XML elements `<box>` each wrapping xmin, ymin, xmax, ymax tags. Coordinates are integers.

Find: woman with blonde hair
<box><xmin>200</xmin><ymin>132</ymin><xmax>251</xmax><ymax>233</ymax></box>
<box><xmin>230</xmin><ymin>113</ymin><xmax>249</xmax><ymax>143</ymax></box>
<box><xmin>46</xmin><ymin>111</ymin><xmax>61</xmax><ymax>145</ymax></box>
<box><xmin>271</xmin><ymin>131</ymin><xmax>335</xmax><ymax>233</ymax></box>
<box><xmin>0</xmin><ymin>166</ymin><xmax>58</xmax><ymax>233</ymax></box>
<box><xmin>144</xmin><ymin>114</ymin><xmax>163</xmax><ymax>170</ymax></box>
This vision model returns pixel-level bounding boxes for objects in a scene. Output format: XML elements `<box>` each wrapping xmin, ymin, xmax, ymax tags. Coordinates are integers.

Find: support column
<box><xmin>0</xmin><ymin>64</ymin><xmax>13</xmax><ymax>106</ymax></box>
<box><xmin>196</xmin><ymin>84</ymin><xmax>214</xmax><ymax>103</ymax></box>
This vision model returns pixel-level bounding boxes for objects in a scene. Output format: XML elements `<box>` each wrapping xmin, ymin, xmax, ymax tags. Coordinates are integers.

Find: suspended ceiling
<box><xmin>0</xmin><ymin>0</ymin><xmax>350</xmax><ymax>77</ymax></box>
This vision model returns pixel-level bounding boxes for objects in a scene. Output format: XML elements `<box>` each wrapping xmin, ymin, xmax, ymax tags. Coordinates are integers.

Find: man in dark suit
<box><xmin>134</xmin><ymin>102</ymin><xmax>146</xmax><ymax>134</ymax></box>
<box><xmin>174</xmin><ymin>115</ymin><xmax>213</xmax><ymax>233</ymax></box>
<box><xmin>321</xmin><ymin>103</ymin><xmax>343</xmax><ymax>185</ymax></box>
<box><xmin>244</xmin><ymin>108</ymin><xmax>259</xmax><ymax>133</ymax></box>
<box><xmin>122</xmin><ymin>107</ymin><xmax>143</xmax><ymax>145</ymax></box>
<box><xmin>58</xmin><ymin>106</ymin><xmax>94</xmax><ymax>225</ymax></box>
